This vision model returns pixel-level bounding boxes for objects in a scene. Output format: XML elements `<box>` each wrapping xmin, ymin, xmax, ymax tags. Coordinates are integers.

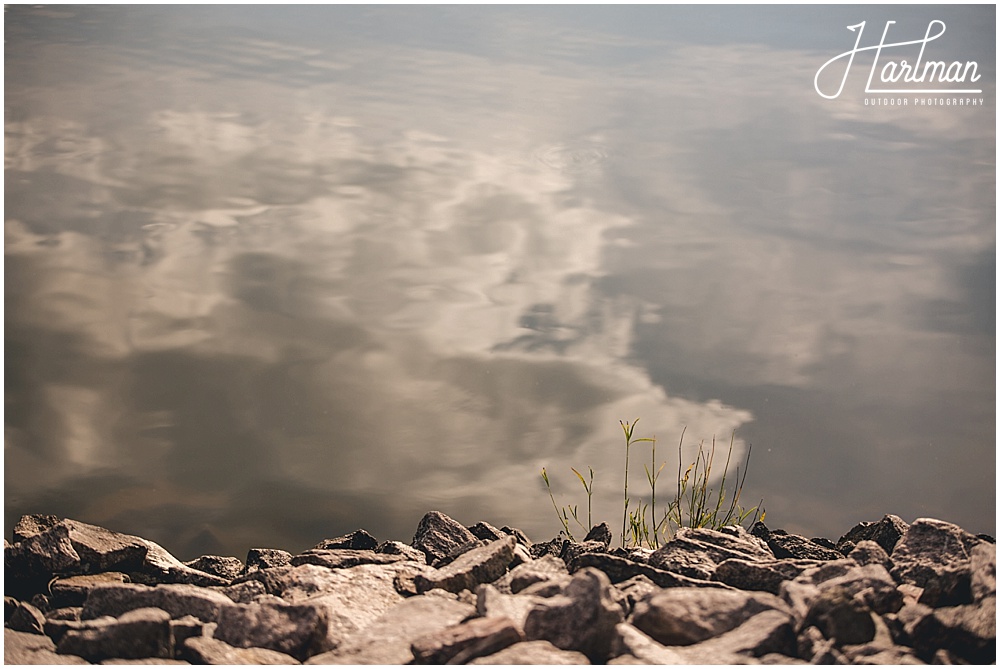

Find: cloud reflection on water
<box><xmin>5</xmin><ymin>6</ymin><xmax>994</xmax><ymax>557</ymax></box>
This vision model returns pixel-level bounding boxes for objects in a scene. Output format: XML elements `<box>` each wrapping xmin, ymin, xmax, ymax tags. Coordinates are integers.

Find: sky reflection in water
<box><xmin>5</xmin><ymin>6</ymin><xmax>995</xmax><ymax>558</ymax></box>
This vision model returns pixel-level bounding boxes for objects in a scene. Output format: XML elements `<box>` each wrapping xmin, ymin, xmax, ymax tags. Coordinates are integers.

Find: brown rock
<box><xmin>411</xmin><ymin>616</ymin><xmax>523</xmax><ymax>664</ymax></box>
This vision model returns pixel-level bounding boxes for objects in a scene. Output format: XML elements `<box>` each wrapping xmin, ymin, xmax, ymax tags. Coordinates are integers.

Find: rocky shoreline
<box><xmin>4</xmin><ymin>511</ymin><xmax>995</xmax><ymax>664</ymax></box>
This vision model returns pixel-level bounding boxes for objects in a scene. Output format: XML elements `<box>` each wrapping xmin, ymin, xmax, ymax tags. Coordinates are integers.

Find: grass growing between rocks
<box><xmin>542</xmin><ymin>419</ymin><xmax>763</xmax><ymax>548</ymax></box>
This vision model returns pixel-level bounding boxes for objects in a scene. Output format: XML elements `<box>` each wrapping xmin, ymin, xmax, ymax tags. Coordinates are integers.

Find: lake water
<box><xmin>5</xmin><ymin>6</ymin><xmax>995</xmax><ymax>559</ymax></box>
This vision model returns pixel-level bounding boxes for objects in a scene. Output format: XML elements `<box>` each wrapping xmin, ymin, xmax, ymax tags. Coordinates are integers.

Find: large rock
<box><xmin>411</xmin><ymin>511</ymin><xmax>478</xmax><ymax>565</ymax></box>
<box><xmin>713</xmin><ymin>558</ymin><xmax>823</xmax><ymax>594</ymax></box>
<box><xmin>837</xmin><ymin>514</ymin><xmax>909</xmax><ymax>555</ymax></box>
<box><xmin>181</xmin><ymin>636</ymin><xmax>300</xmax><ymax>664</ymax></box>
<box><xmin>81</xmin><ymin>583</ymin><xmax>234</xmax><ymax>623</ymax></box>
<box><xmin>523</xmin><ymin>567</ymin><xmax>625</xmax><ymax>662</ymax></box>
<box><xmin>570</xmin><ymin>551</ymin><xmax>732</xmax><ymax>589</ymax></box>
<box><xmin>313</xmin><ymin>530</ymin><xmax>378</xmax><ymax>551</ymax></box>
<box><xmin>56</xmin><ymin>607</ymin><xmax>173</xmax><ymax>662</ymax></box>
<box><xmin>475</xmin><ymin>584</ymin><xmax>545</xmax><ymax>632</ymax></box>
<box><xmin>183</xmin><ymin>556</ymin><xmax>244</xmax><ymax>581</ymax></box>
<box><xmin>673</xmin><ymin>609</ymin><xmax>797</xmax><ymax>660</ymax></box>
<box><xmin>212</xmin><ymin>600</ymin><xmax>331</xmax><ymax>661</ymax></box>
<box><xmin>608</xmin><ymin>623</ymin><xmax>687</xmax><ymax>664</ymax></box>
<box><xmin>801</xmin><ymin>586</ymin><xmax>876</xmax><ymax>645</ymax></box>
<box><xmin>909</xmin><ymin>596</ymin><xmax>996</xmax><ymax>663</ymax></box>
<box><xmin>648</xmin><ymin>526</ymin><xmax>774</xmax><ymax>580</ymax></box>
<box><xmin>969</xmin><ymin>541</ymin><xmax>996</xmax><ymax>603</ymax></box>
<box><xmin>4</xmin><ymin>628</ymin><xmax>88</xmax><ymax>664</ymax></box>
<box><xmin>375</xmin><ymin>541</ymin><xmax>427</xmax><ymax>563</ymax></box>
<box><xmin>890</xmin><ymin>518</ymin><xmax>984</xmax><ymax>606</ymax></box>
<box><xmin>468</xmin><ymin>640</ymin><xmax>589</xmax><ymax>664</ymax></box>
<box><xmin>500</xmin><ymin>555</ymin><xmax>568</xmax><ymax>594</ymax></box>
<box><xmin>304</xmin><ymin>594</ymin><xmax>476</xmax><ymax>664</ymax></box>
<box><xmin>243</xmin><ymin>548</ymin><xmax>292</xmax><ymax>574</ymax></box>
<box><xmin>410</xmin><ymin>615</ymin><xmax>523</xmax><ymax>664</ymax></box>
<box><xmin>414</xmin><ymin>536</ymin><xmax>516</xmax><ymax>594</ymax></box>
<box><xmin>290</xmin><ymin>549</ymin><xmax>407</xmax><ymax>570</ymax></box>
<box><xmin>49</xmin><ymin>573</ymin><xmax>131</xmax><ymax>609</ymax></box>
<box><xmin>631</xmin><ymin>587</ymin><xmax>790</xmax><ymax>646</ymax></box>
<box><xmin>764</xmin><ymin>532</ymin><xmax>844</xmax><ymax>561</ymax></box>
<box><xmin>7</xmin><ymin>600</ymin><xmax>46</xmax><ymax>634</ymax></box>
<box><xmin>781</xmin><ymin>560</ymin><xmax>903</xmax><ymax>621</ymax></box>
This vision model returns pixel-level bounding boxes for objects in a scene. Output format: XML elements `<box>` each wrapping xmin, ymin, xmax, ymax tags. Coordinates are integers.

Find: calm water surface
<box><xmin>5</xmin><ymin>6</ymin><xmax>995</xmax><ymax>559</ymax></box>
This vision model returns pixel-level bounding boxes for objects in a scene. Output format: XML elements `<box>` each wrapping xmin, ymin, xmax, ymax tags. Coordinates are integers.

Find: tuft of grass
<box><xmin>541</xmin><ymin>419</ymin><xmax>763</xmax><ymax>548</ymax></box>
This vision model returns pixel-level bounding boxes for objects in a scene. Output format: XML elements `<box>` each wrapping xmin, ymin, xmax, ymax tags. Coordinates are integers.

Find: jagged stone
<box><xmin>497</xmin><ymin>554</ymin><xmax>568</xmax><ymax>594</ymax></box>
<box><xmin>183</xmin><ymin>556</ymin><xmax>243</xmax><ymax>581</ymax></box>
<box><xmin>57</xmin><ymin>607</ymin><xmax>173</xmax><ymax>662</ymax></box>
<box><xmin>614</xmin><ymin>575</ymin><xmax>660</xmax><ymax>615</ymax></box>
<box><xmin>243</xmin><ymin>548</ymin><xmax>292</xmax><ymax>574</ymax></box>
<box><xmin>81</xmin><ymin>583</ymin><xmax>234</xmax><ymax>623</ymax></box>
<box><xmin>100</xmin><ymin>659</ymin><xmax>190</xmax><ymax>665</ymax></box>
<box><xmin>432</xmin><ymin>539</ymin><xmax>486</xmax><ymax>569</ymax></box>
<box><xmin>180</xmin><ymin>636</ymin><xmax>300</xmax><ymax>664</ymax></box>
<box><xmin>215</xmin><ymin>579</ymin><xmax>270</xmax><ymax>604</ymax></box>
<box><xmin>781</xmin><ymin>560</ymin><xmax>903</xmax><ymax>621</ymax></box>
<box><xmin>415</xmin><ymin>536</ymin><xmax>516</xmax><ymax>594</ymax></box>
<box><xmin>312</xmin><ymin>529</ymin><xmax>378</xmax><ymax>551</ymax></box>
<box><xmin>212</xmin><ymin>599</ymin><xmax>331</xmax><ymax>661</ymax></box>
<box><xmin>970</xmin><ymin>541</ymin><xmax>996</xmax><ymax>603</ymax></box>
<box><xmin>13</xmin><ymin>513</ymin><xmax>64</xmax><ymax>542</ymax></box>
<box><xmin>713</xmin><ymin>557</ymin><xmax>823</xmax><ymax>594</ymax></box>
<box><xmin>510</xmin><ymin>543</ymin><xmax>532</xmax><ymax>569</ymax></box>
<box><xmin>676</xmin><ymin>609</ymin><xmax>797</xmax><ymax>659</ymax></box>
<box><xmin>290</xmin><ymin>549</ymin><xmax>407</xmax><ymax>570</ymax></box>
<box><xmin>561</xmin><ymin>540</ymin><xmax>607</xmax><ymax>565</ymax></box>
<box><xmin>412</xmin><ymin>511</ymin><xmax>479</xmax><ymax>565</ymax></box>
<box><xmin>848</xmin><ymin>540</ymin><xmax>892</xmax><ymax>569</ymax></box>
<box><xmin>304</xmin><ymin>594</ymin><xmax>476</xmax><ymax>664</ymax></box>
<box><xmin>802</xmin><ymin>586</ymin><xmax>876</xmax><ymax>645</ymax></box>
<box><xmin>468</xmin><ymin>640</ymin><xmax>590</xmax><ymax>664</ymax></box>
<box><xmin>523</xmin><ymin>567</ymin><xmax>625</xmax><ymax>662</ymax></box>
<box><xmin>49</xmin><ymin>573</ymin><xmax>132</xmax><ymax>609</ymax></box>
<box><xmin>499</xmin><ymin>526</ymin><xmax>532</xmax><ymax>548</ymax></box>
<box><xmin>648</xmin><ymin>525</ymin><xmax>774</xmax><ymax>580</ymax></box>
<box><xmin>891</xmin><ymin>518</ymin><xmax>984</xmax><ymax>607</ymax></box>
<box><xmin>631</xmin><ymin>586</ymin><xmax>791</xmax><ymax>646</ymax></box>
<box><xmin>837</xmin><ymin>515</ymin><xmax>910</xmax><ymax>556</ymax></box>
<box><xmin>840</xmin><ymin>643</ymin><xmax>924</xmax><ymax>664</ymax></box>
<box><xmin>4</xmin><ymin>627</ymin><xmax>89</xmax><ymax>664</ymax></box>
<box><xmin>376</xmin><ymin>540</ymin><xmax>427</xmax><ymax>563</ymax></box>
<box><xmin>571</xmin><ymin>551</ymin><xmax>734</xmax><ymax>589</ymax></box>
<box><xmin>8</xmin><ymin>599</ymin><xmax>46</xmax><ymax>634</ymax></box>
<box><xmin>584</xmin><ymin>523</ymin><xmax>613</xmax><ymax>549</ymax></box>
<box><xmin>475</xmin><ymin>584</ymin><xmax>545</xmax><ymax>632</ymax></box>
<box><xmin>519</xmin><ymin>578</ymin><xmax>571</xmax><ymax>597</ymax></box>
<box><xmin>529</xmin><ymin>537</ymin><xmax>568</xmax><ymax>559</ymax></box>
<box><xmin>411</xmin><ymin>615</ymin><xmax>523</xmax><ymax>664</ymax></box>
<box><xmin>168</xmin><ymin>615</ymin><xmax>205</xmax><ymax>657</ymax></box>
<box><xmin>766</xmin><ymin>533</ymin><xmax>844</xmax><ymax>561</ymax></box>
<box><xmin>608</xmin><ymin>623</ymin><xmax>687</xmax><ymax>663</ymax></box>
<box><xmin>910</xmin><ymin>596</ymin><xmax>996</xmax><ymax>663</ymax></box>
<box><xmin>797</xmin><ymin>624</ymin><xmax>841</xmax><ymax>663</ymax></box>
<box><xmin>468</xmin><ymin>521</ymin><xmax>507</xmax><ymax>543</ymax></box>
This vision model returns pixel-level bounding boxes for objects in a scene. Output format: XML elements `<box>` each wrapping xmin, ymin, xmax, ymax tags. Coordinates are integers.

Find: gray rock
<box><xmin>475</xmin><ymin>584</ymin><xmax>545</xmax><ymax>632</ymax></box>
<box><xmin>183</xmin><ymin>556</ymin><xmax>244</xmax><ymax>581</ymax></box>
<box><xmin>837</xmin><ymin>514</ymin><xmax>910</xmax><ymax>555</ymax></box>
<box><xmin>571</xmin><ymin>551</ymin><xmax>733</xmax><ymax>589</ymax></box>
<box><xmin>970</xmin><ymin>541</ymin><xmax>996</xmax><ymax>603</ymax></box>
<box><xmin>847</xmin><ymin>540</ymin><xmax>892</xmax><ymax>569</ymax></box>
<box><xmin>4</xmin><ymin>627</ymin><xmax>89</xmax><ymax>664</ymax></box>
<box><xmin>313</xmin><ymin>530</ymin><xmax>378</xmax><ymax>551</ymax></box>
<box><xmin>213</xmin><ymin>599</ymin><xmax>331</xmax><ymax>662</ymax></box>
<box><xmin>412</xmin><ymin>511</ymin><xmax>479</xmax><ymax>565</ymax></box>
<box><xmin>468</xmin><ymin>521</ymin><xmax>507</xmax><ymax>543</ymax></box>
<box><xmin>561</xmin><ymin>540</ymin><xmax>607</xmax><ymax>565</ymax></box>
<box><xmin>304</xmin><ymin>594</ymin><xmax>476</xmax><ymax>664</ymax></box>
<box><xmin>840</xmin><ymin>642</ymin><xmax>924</xmax><ymax>664</ymax></box>
<box><xmin>766</xmin><ymin>533</ymin><xmax>844</xmax><ymax>561</ymax></box>
<box><xmin>7</xmin><ymin>522</ymin><xmax>81</xmax><ymax>581</ymax></box>
<box><xmin>468</xmin><ymin>640</ymin><xmax>590</xmax><ymax>664</ymax></box>
<box><xmin>781</xmin><ymin>560</ymin><xmax>903</xmax><ymax>621</ymax></box>
<box><xmin>499</xmin><ymin>526</ymin><xmax>532</xmax><ymax>548</ymax></box>
<box><xmin>631</xmin><ymin>586</ymin><xmax>790</xmax><ymax>646</ymax></box>
<box><xmin>890</xmin><ymin>517</ymin><xmax>982</xmax><ymax>606</ymax></box>
<box><xmin>415</xmin><ymin>537</ymin><xmax>516</xmax><ymax>594</ymax></box>
<box><xmin>12</xmin><ymin>513</ymin><xmax>64</xmax><ymax>542</ymax></box>
<box><xmin>910</xmin><ymin>595</ymin><xmax>996</xmax><ymax>663</ymax></box>
<box><xmin>802</xmin><ymin>586</ymin><xmax>876</xmax><ymax>645</ymax></box>
<box><xmin>8</xmin><ymin>600</ymin><xmax>46</xmax><ymax>634</ymax></box>
<box><xmin>609</xmin><ymin>623</ymin><xmax>687</xmax><ymax>664</ymax></box>
<box><xmin>168</xmin><ymin>615</ymin><xmax>205</xmax><ymax>657</ymax></box>
<box><xmin>614</xmin><ymin>575</ymin><xmax>660</xmax><ymax>615</ymax></box>
<box><xmin>411</xmin><ymin>615</ymin><xmax>523</xmax><ymax>664</ymax></box>
<box><xmin>523</xmin><ymin>567</ymin><xmax>625</xmax><ymax>662</ymax></box>
<box><xmin>796</xmin><ymin>624</ymin><xmax>842</xmax><ymax>664</ymax></box>
<box><xmin>713</xmin><ymin>558</ymin><xmax>823</xmax><ymax>594</ymax></box>
<box><xmin>81</xmin><ymin>583</ymin><xmax>235</xmax><ymax>623</ymax></box>
<box><xmin>215</xmin><ymin>579</ymin><xmax>270</xmax><ymax>604</ymax></box>
<box><xmin>676</xmin><ymin>609</ymin><xmax>797</xmax><ymax>660</ymax></box>
<box><xmin>503</xmin><ymin>555</ymin><xmax>568</xmax><ymax>594</ymax></box>
<box><xmin>57</xmin><ymin>607</ymin><xmax>173</xmax><ymax>662</ymax></box>
<box><xmin>243</xmin><ymin>548</ymin><xmax>292</xmax><ymax>574</ymax></box>
<box><xmin>99</xmin><ymin>659</ymin><xmax>190</xmax><ymax>665</ymax></box>
<box><xmin>648</xmin><ymin>526</ymin><xmax>774</xmax><ymax>580</ymax></box>
<box><xmin>50</xmin><ymin>573</ymin><xmax>132</xmax><ymax>609</ymax></box>
<box><xmin>181</xmin><ymin>636</ymin><xmax>300</xmax><ymax>664</ymax></box>
<box><xmin>290</xmin><ymin>549</ymin><xmax>407</xmax><ymax>570</ymax></box>
<box><xmin>529</xmin><ymin>537</ymin><xmax>568</xmax><ymax>560</ymax></box>
<box><xmin>509</xmin><ymin>543</ymin><xmax>532</xmax><ymax>569</ymax></box>
<box><xmin>376</xmin><ymin>540</ymin><xmax>427</xmax><ymax>562</ymax></box>
<box><xmin>584</xmin><ymin>523</ymin><xmax>613</xmax><ymax>549</ymax></box>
